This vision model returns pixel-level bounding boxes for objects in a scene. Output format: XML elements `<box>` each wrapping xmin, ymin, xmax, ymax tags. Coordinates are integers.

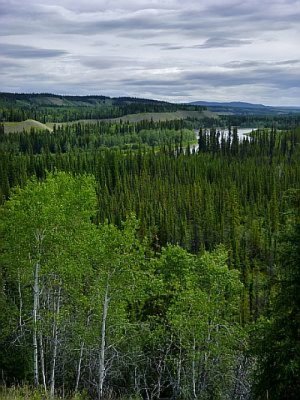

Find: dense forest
<box><xmin>0</xmin><ymin>95</ymin><xmax>299</xmax><ymax>400</ymax></box>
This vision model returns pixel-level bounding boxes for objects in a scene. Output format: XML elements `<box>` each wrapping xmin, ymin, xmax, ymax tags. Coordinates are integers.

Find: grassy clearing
<box><xmin>47</xmin><ymin>109</ymin><xmax>218</xmax><ymax>128</ymax></box>
<box><xmin>106</xmin><ymin>109</ymin><xmax>218</xmax><ymax>123</ymax></box>
<box><xmin>3</xmin><ymin>120</ymin><xmax>52</xmax><ymax>134</ymax></box>
<box><xmin>3</xmin><ymin>110</ymin><xmax>218</xmax><ymax>133</ymax></box>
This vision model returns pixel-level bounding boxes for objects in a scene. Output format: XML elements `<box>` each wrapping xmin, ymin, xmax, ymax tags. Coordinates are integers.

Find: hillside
<box><xmin>47</xmin><ymin>109</ymin><xmax>217</xmax><ymax>127</ymax></box>
<box><xmin>0</xmin><ymin>93</ymin><xmax>174</xmax><ymax>108</ymax></box>
<box><xmin>189</xmin><ymin>100</ymin><xmax>300</xmax><ymax>115</ymax></box>
<box><xmin>0</xmin><ymin>92</ymin><xmax>206</xmax><ymax>124</ymax></box>
<box><xmin>0</xmin><ymin>93</ymin><xmax>108</xmax><ymax>107</ymax></box>
<box><xmin>2</xmin><ymin>111</ymin><xmax>218</xmax><ymax>133</ymax></box>
<box><xmin>3</xmin><ymin>119</ymin><xmax>52</xmax><ymax>133</ymax></box>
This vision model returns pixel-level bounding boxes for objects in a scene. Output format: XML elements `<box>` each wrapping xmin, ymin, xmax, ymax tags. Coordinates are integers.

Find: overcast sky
<box><xmin>0</xmin><ymin>0</ymin><xmax>300</xmax><ymax>105</ymax></box>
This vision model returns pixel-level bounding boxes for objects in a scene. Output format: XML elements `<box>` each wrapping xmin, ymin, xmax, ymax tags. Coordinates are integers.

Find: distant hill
<box><xmin>188</xmin><ymin>100</ymin><xmax>300</xmax><ymax>115</ymax></box>
<box><xmin>190</xmin><ymin>101</ymin><xmax>268</xmax><ymax>109</ymax></box>
<box><xmin>0</xmin><ymin>92</ymin><xmax>108</xmax><ymax>107</ymax></box>
<box><xmin>2</xmin><ymin>93</ymin><xmax>299</xmax><ymax>123</ymax></box>
<box><xmin>0</xmin><ymin>92</ymin><xmax>214</xmax><ymax>129</ymax></box>
<box><xmin>0</xmin><ymin>92</ymin><xmax>193</xmax><ymax>109</ymax></box>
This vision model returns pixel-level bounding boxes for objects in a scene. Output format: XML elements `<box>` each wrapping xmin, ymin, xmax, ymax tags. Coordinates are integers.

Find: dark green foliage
<box><xmin>0</xmin><ymin>119</ymin><xmax>193</xmax><ymax>153</ymax></box>
<box><xmin>252</xmin><ymin>190</ymin><xmax>300</xmax><ymax>400</ymax></box>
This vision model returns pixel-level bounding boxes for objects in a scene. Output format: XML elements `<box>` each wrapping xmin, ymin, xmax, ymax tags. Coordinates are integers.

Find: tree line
<box><xmin>0</xmin><ymin>93</ymin><xmax>203</xmax><ymax>123</ymax></box>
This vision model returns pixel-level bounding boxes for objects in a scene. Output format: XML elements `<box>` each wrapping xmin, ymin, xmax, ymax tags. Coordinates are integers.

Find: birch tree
<box><xmin>163</xmin><ymin>245</ymin><xmax>247</xmax><ymax>399</ymax></box>
<box><xmin>0</xmin><ymin>172</ymin><xmax>97</xmax><ymax>395</ymax></box>
<box><xmin>85</xmin><ymin>216</ymin><xmax>150</xmax><ymax>399</ymax></box>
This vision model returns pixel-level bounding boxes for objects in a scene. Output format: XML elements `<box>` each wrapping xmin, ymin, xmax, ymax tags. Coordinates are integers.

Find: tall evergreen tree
<box><xmin>252</xmin><ymin>189</ymin><xmax>300</xmax><ymax>400</ymax></box>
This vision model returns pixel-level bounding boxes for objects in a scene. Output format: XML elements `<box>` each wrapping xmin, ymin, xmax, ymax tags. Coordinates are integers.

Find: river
<box><xmin>192</xmin><ymin>127</ymin><xmax>256</xmax><ymax>152</ymax></box>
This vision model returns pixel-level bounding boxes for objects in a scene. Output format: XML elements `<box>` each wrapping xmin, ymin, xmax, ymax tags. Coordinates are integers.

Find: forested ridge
<box><xmin>0</xmin><ymin>93</ymin><xmax>204</xmax><ymax>123</ymax></box>
<box><xmin>0</xmin><ymin>98</ymin><xmax>299</xmax><ymax>400</ymax></box>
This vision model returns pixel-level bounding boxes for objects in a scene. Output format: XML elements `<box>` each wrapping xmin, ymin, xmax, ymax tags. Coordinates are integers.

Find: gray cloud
<box><xmin>1</xmin><ymin>0</ymin><xmax>299</xmax><ymax>38</ymax></box>
<box><xmin>224</xmin><ymin>60</ymin><xmax>300</xmax><ymax>69</ymax></box>
<box><xmin>161</xmin><ymin>45</ymin><xmax>187</xmax><ymax>50</ymax></box>
<box><xmin>181</xmin><ymin>70</ymin><xmax>300</xmax><ymax>89</ymax></box>
<box><xmin>120</xmin><ymin>70</ymin><xmax>300</xmax><ymax>91</ymax></box>
<box><xmin>0</xmin><ymin>43</ymin><xmax>68</xmax><ymax>58</ymax></box>
<box><xmin>0</xmin><ymin>0</ymin><xmax>299</xmax><ymax>105</ymax></box>
<box><xmin>144</xmin><ymin>37</ymin><xmax>253</xmax><ymax>51</ymax></box>
<box><xmin>79</xmin><ymin>57</ymin><xmax>120</xmax><ymax>70</ymax></box>
<box><xmin>194</xmin><ymin>38</ymin><xmax>252</xmax><ymax>49</ymax></box>
<box><xmin>0</xmin><ymin>58</ymin><xmax>22</xmax><ymax>68</ymax></box>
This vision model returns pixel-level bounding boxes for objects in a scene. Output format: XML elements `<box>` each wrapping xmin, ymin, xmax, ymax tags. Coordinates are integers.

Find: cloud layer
<box><xmin>0</xmin><ymin>0</ymin><xmax>299</xmax><ymax>105</ymax></box>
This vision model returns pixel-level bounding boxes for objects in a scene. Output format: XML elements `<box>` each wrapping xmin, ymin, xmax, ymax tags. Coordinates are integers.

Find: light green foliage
<box><xmin>0</xmin><ymin>170</ymin><xmax>97</xmax><ymax>302</ymax></box>
<box><xmin>0</xmin><ymin>174</ymin><xmax>155</xmax><ymax>397</ymax></box>
<box><xmin>164</xmin><ymin>246</ymin><xmax>245</xmax><ymax>399</ymax></box>
<box><xmin>0</xmin><ymin>172</ymin><xmax>97</xmax><ymax>387</ymax></box>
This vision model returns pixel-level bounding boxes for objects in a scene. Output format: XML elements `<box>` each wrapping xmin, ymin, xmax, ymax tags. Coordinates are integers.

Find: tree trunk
<box><xmin>192</xmin><ymin>337</ymin><xmax>197</xmax><ymax>399</ymax></box>
<box><xmin>176</xmin><ymin>336</ymin><xmax>182</xmax><ymax>398</ymax></box>
<box><xmin>33</xmin><ymin>261</ymin><xmax>40</xmax><ymax>387</ymax></box>
<box><xmin>75</xmin><ymin>342</ymin><xmax>84</xmax><ymax>393</ymax></box>
<box><xmin>98</xmin><ymin>283</ymin><xmax>109</xmax><ymax>400</ymax></box>
<box><xmin>50</xmin><ymin>285</ymin><xmax>61</xmax><ymax>398</ymax></box>
<box><xmin>39</xmin><ymin>332</ymin><xmax>47</xmax><ymax>392</ymax></box>
<box><xmin>17</xmin><ymin>270</ymin><xmax>23</xmax><ymax>336</ymax></box>
<box><xmin>33</xmin><ymin>229</ymin><xmax>45</xmax><ymax>387</ymax></box>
